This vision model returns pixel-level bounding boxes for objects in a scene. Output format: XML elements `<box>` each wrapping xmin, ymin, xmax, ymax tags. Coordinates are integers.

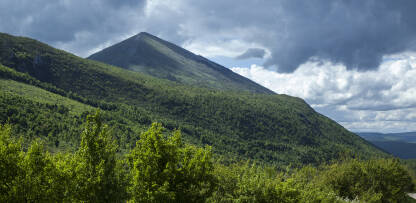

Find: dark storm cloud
<box><xmin>236</xmin><ymin>48</ymin><xmax>266</xmax><ymax>59</ymax></box>
<box><xmin>0</xmin><ymin>0</ymin><xmax>146</xmax><ymax>56</ymax></box>
<box><xmin>263</xmin><ymin>0</ymin><xmax>416</xmax><ymax>72</ymax></box>
<box><xmin>2</xmin><ymin>0</ymin><xmax>416</xmax><ymax>72</ymax></box>
<box><xmin>150</xmin><ymin>0</ymin><xmax>416</xmax><ymax>72</ymax></box>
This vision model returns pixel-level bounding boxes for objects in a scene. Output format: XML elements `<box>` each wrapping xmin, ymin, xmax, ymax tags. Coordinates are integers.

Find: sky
<box><xmin>1</xmin><ymin>0</ymin><xmax>416</xmax><ymax>133</ymax></box>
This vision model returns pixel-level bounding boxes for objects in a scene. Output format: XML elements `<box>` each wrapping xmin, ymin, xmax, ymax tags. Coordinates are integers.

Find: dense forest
<box><xmin>1</xmin><ymin>32</ymin><xmax>416</xmax><ymax>202</ymax></box>
<box><xmin>1</xmin><ymin>112</ymin><xmax>415</xmax><ymax>202</ymax></box>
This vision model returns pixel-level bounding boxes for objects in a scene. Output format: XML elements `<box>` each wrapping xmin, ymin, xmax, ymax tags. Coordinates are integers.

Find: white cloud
<box><xmin>142</xmin><ymin>0</ymin><xmax>416</xmax><ymax>72</ymax></box>
<box><xmin>182</xmin><ymin>39</ymin><xmax>265</xmax><ymax>58</ymax></box>
<box><xmin>231</xmin><ymin>53</ymin><xmax>416</xmax><ymax>133</ymax></box>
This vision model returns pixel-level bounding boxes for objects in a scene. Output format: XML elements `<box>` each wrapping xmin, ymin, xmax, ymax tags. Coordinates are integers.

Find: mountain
<box><xmin>88</xmin><ymin>32</ymin><xmax>273</xmax><ymax>94</ymax></box>
<box><xmin>0</xmin><ymin>32</ymin><xmax>386</xmax><ymax>166</ymax></box>
<box><xmin>357</xmin><ymin>132</ymin><xmax>416</xmax><ymax>143</ymax></box>
<box><xmin>369</xmin><ymin>141</ymin><xmax>416</xmax><ymax>159</ymax></box>
<box><xmin>357</xmin><ymin>132</ymin><xmax>416</xmax><ymax>159</ymax></box>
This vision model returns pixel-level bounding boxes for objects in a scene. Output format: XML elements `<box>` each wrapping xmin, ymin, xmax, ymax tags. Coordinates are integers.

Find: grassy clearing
<box><xmin>0</xmin><ymin>79</ymin><xmax>94</xmax><ymax>115</ymax></box>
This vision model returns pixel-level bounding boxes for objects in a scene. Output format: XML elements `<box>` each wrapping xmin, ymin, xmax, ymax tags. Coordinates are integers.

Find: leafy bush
<box><xmin>322</xmin><ymin>159</ymin><xmax>415</xmax><ymax>202</ymax></box>
<box><xmin>70</xmin><ymin>111</ymin><xmax>129</xmax><ymax>202</ymax></box>
<box><xmin>14</xmin><ymin>140</ymin><xmax>66</xmax><ymax>202</ymax></box>
<box><xmin>0</xmin><ymin>123</ymin><xmax>23</xmax><ymax>201</ymax></box>
<box><xmin>128</xmin><ymin>123</ymin><xmax>216</xmax><ymax>202</ymax></box>
<box><xmin>210</xmin><ymin>162</ymin><xmax>341</xmax><ymax>203</ymax></box>
<box><xmin>0</xmin><ymin>124</ymin><xmax>66</xmax><ymax>202</ymax></box>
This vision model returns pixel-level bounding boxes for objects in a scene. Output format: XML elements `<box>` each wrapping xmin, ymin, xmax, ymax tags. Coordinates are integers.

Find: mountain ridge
<box><xmin>357</xmin><ymin>132</ymin><xmax>416</xmax><ymax>159</ymax></box>
<box><xmin>357</xmin><ymin>132</ymin><xmax>416</xmax><ymax>143</ymax></box>
<box><xmin>88</xmin><ymin>32</ymin><xmax>274</xmax><ymax>94</ymax></box>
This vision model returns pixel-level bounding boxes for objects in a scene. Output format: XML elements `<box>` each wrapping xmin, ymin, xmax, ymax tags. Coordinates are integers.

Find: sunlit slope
<box><xmin>0</xmin><ymin>78</ymin><xmax>94</xmax><ymax>115</ymax></box>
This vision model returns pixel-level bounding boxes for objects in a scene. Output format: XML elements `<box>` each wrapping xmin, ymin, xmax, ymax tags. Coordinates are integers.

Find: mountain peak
<box><xmin>133</xmin><ymin>32</ymin><xmax>156</xmax><ymax>40</ymax></box>
<box><xmin>88</xmin><ymin>32</ymin><xmax>274</xmax><ymax>94</ymax></box>
<box><xmin>137</xmin><ymin>31</ymin><xmax>151</xmax><ymax>36</ymax></box>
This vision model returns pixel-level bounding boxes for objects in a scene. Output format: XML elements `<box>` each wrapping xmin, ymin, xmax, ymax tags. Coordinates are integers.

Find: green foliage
<box><xmin>1</xmin><ymin>116</ymin><xmax>415</xmax><ymax>202</ymax></box>
<box><xmin>0</xmin><ymin>78</ymin><xmax>94</xmax><ymax>115</ymax></box>
<box><xmin>211</xmin><ymin>162</ymin><xmax>295</xmax><ymax>202</ymax></box>
<box><xmin>403</xmin><ymin>159</ymin><xmax>416</xmax><ymax>190</ymax></box>
<box><xmin>70</xmin><ymin>111</ymin><xmax>128</xmax><ymax>202</ymax></box>
<box><xmin>211</xmin><ymin>162</ymin><xmax>341</xmax><ymax>203</ymax></box>
<box><xmin>0</xmin><ymin>124</ymin><xmax>66</xmax><ymax>202</ymax></box>
<box><xmin>0</xmin><ymin>78</ymin><xmax>150</xmax><ymax>152</ymax></box>
<box><xmin>0</xmin><ymin>88</ymin><xmax>85</xmax><ymax>151</ymax></box>
<box><xmin>321</xmin><ymin>159</ymin><xmax>415</xmax><ymax>202</ymax></box>
<box><xmin>128</xmin><ymin>123</ymin><xmax>216</xmax><ymax>202</ymax></box>
<box><xmin>0</xmin><ymin>123</ymin><xmax>22</xmax><ymax>201</ymax></box>
<box><xmin>16</xmin><ymin>140</ymin><xmax>66</xmax><ymax>202</ymax></box>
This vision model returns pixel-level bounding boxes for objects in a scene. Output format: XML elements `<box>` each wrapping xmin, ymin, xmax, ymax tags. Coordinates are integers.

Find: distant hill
<box><xmin>357</xmin><ymin>132</ymin><xmax>416</xmax><ymax>143</ymax></box>
<box><xmin>0</xmin><ymin>32</ymin><xmax>386</xmax><ymax>166</ymax></box>
<box><xmin>357</xmin><ymin>132</ymin><xmax>416</xmax><ymax>159</ymax></box>
<box><xmin>88</xmin><ymin>32</ymin><xmax>273</xmax><ymax>94</ymax></box>
<box><xmin>370</xmin><ymin>141</ymin><xmax>416</xmax><ymax>159</ymax></box>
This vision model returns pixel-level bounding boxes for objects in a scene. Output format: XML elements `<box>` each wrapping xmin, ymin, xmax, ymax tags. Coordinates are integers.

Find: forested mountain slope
<box><xmin>0</xmin><ymin>33</ymin><xmax>386</xmax><ymax>166</ymax></box>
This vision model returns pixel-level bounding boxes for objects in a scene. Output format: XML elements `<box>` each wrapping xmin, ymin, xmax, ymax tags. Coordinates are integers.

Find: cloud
<box><xmin>231</xmin><ymin>53</ymin><xmax>416</xmax><ymax>132</ymax></box>
<box><xmin>3</xmin><ymin>0</ymin><xmax>416</xmax><ymax>72</ymax></box>
<box><xmin>0</xmin><ymin>0</ymin><xmax>146</xmax><ymax>56</ymax></box>
<box><xmin>235</xmin><ymin>48</ymin><xmax>266</xmax><ymax>60</ymax></box>
<box><xmin>140</xmin><ymin>0</ymin><xmax>416</xmax><ymax>72</ymax></box>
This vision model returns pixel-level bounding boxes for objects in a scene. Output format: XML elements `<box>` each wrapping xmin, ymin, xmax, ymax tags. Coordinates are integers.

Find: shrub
<box><xmin>128</xmin><ymin>123</ymin><xmax>216</xmax><ymax>202</ymax></box>
<box><xmin>70</xmin><ymin>111</ymin><xmax>129</xmax><ymax>202</ymax></box>
<box><xmin>322</xmin><ymin>159</ymin><xmax>414</xmax><ymax>202</ymax></box>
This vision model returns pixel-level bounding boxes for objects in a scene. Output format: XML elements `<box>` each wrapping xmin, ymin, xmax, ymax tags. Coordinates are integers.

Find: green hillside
<box><xmin>0</xmin><ymin>78</ymin><xmax>94</xmax><ymax>115</ymax></box>
<box><xmin>0</xmin><ymin>32</ymin><xmax>386</xmax><ymax>166</ymax></box>
<box><xmin>88</xmin><ymin>32</ymin><xmax>273</xmax><ymax>94</ymax></box>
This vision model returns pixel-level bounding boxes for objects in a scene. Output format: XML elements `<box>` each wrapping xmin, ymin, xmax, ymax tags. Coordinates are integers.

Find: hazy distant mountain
<box><xmin>357</xmin><ymin>132</ymin><xmax>416</xmax><ymax>143</ymax></box>
<box><xmin>357</xmin><ymin>132</ymin><xmax>416</xmax><ymax>159</ymax></box>
<box><xmin>88</xmin><ymin>32</ymin><xmax>273</xmax><ymax>94</ymax></box>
